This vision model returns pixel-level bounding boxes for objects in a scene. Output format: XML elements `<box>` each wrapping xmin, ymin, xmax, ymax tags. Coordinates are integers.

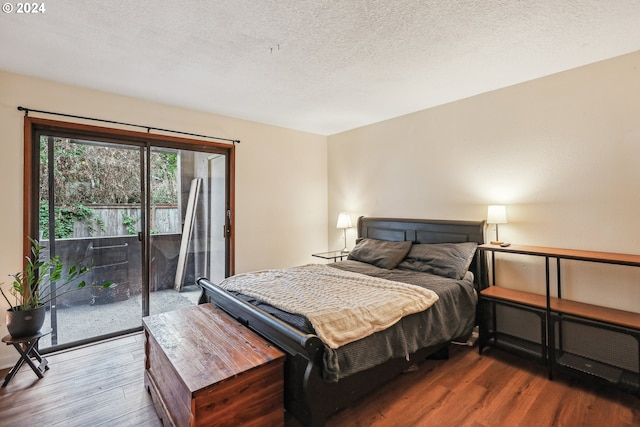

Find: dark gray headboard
<box><xmin>357</xmin><ymin>216</ymin><xmax>488</xmax><ymax>289</ymax></box>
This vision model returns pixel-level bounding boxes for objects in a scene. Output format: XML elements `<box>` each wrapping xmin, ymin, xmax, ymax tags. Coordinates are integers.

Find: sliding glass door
<box><xmin>30</xmin><ymin>120</ymin><xmax>233</xmax><ymax>352</ymax></box>
<box><xmin>37</xmin><ymin>135</ymin><xmax>145</xmax><ymax>348</ymax></box>
<box><xmin>148</xmin><ymin>147</ymin><xmax>229</xmax><ymax>316</ymax></box>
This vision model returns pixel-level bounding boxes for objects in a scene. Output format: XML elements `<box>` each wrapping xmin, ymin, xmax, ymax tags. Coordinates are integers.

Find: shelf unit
<box><xmin>477</xmin><ymin>244</ymin><xmax>640</xmax><ymax>394</ymax></box>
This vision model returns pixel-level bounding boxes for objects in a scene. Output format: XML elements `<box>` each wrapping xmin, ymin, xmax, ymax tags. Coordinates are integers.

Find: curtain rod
<box><xmin>17</xmin><ymin>106</ymin><xmax>240</xmax><ymax>145</ymax></box>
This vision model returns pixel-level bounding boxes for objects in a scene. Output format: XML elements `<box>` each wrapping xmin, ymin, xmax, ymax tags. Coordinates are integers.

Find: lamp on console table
<box><xmin>487</xmin><ymin>205</ymin><xmax>507</xmax><ymax>245</ymax></box>
<box><xmin>336</xmin><ymin>212</ymin><xmax>352</xmax><ymax>253</ymax></box>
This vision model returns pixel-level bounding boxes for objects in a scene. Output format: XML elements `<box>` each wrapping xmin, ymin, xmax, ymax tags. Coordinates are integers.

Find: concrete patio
<box><xmin>40</xmin><ymin>285</ymin><xmax>201</xmax><ymax>349</ymax></box>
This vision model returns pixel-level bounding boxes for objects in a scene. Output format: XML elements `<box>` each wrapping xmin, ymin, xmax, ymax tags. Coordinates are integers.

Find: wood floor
<box><xmin>0</xmin><ymin>334</ymin><xmax>638</xmax><ymax>427</ymax></box>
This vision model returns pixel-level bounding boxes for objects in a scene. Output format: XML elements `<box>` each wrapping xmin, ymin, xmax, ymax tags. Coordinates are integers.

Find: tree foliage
<box><xmin>39</xmin><ymin>137</ymin><xmax>178</xmax><ymax>238</ymax></box>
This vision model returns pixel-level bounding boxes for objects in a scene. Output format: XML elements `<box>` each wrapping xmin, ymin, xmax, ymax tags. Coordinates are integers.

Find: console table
<box><xmin>477</xmin><ymin>244</ymin><xmax>640</xmax><ymax>394</ymax></box>
<box><xmin>143</xmin><ymin>303</ymin><xmax>285</xmax><ymax>426</ymax></box>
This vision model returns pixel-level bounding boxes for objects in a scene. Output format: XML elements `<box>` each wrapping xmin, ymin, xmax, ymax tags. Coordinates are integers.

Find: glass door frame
<box><xmin>23</xmin><ymin>116</ymin><xmax>235</xmax><ymax>349</ymax></box>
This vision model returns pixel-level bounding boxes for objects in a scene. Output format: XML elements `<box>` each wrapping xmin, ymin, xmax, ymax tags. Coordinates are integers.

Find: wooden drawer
<box><xmin>143</xmin><ymin>304</ymin><xmax>285</xmax><ymax>427</ymax></box>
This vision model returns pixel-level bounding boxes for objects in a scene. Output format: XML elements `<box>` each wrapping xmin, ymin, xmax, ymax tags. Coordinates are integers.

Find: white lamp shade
<box><xmin>336</xmin><ymin>212</ymin><xmax>352</xmax><ymax>229</ymax></box>
<box><xmin>487</xmin><ymin>205</ymin><xmax>508</xmax><ymax>224</ymax></box>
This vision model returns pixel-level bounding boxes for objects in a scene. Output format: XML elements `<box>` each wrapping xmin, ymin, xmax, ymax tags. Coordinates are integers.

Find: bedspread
<box><xmin>224</xmin><ymin>260</ymin><xmax>477</xmax><ymax>382</ymax></box>
<box><xmin>218</xmin><ymin>264</ymin><xmax>439</xmax><ymax>349</ymax></box>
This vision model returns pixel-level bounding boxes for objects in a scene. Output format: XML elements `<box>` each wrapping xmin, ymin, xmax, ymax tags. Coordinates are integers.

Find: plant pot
<box><xmin>6</xmin><ymin>305</ymin><xmax>46</xmax><ymax>338</ymax></box>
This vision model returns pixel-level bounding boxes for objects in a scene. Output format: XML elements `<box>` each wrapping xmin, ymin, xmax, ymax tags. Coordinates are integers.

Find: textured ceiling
<box><xmin>1</xmin><ymin>1</ymin><xmax>640</xmax><ymax>135</ymax></box>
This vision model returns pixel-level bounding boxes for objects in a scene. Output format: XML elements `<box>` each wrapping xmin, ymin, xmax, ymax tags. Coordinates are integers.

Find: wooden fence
<box><xmin>71</xmin><ymin>205</ymin><xmax>180</xmax><ymax>238</ymax></box>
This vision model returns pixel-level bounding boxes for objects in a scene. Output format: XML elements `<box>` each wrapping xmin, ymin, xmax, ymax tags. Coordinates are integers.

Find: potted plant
<box><xmin>1</xmin><ymin>237</ymin><xmax>112</xmax><ymax>338</ymax></box>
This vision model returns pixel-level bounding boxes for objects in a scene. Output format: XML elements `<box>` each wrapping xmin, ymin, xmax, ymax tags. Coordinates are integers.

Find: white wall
<box><xmin>0</xmin><ymin>70</ymin><xmax>328</xmax><ymax>368</ymax></box>
<box><xmin>328</xmin><ymin>51</ymin><xmax>640</xmax><ymax>314</ymax></box>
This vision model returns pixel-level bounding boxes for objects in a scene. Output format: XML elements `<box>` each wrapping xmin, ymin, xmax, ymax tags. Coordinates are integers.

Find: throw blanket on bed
<box><xmin>218</xmin><ymin>264</ymin><xmax>439</xmax><ymax>349</ymax></box>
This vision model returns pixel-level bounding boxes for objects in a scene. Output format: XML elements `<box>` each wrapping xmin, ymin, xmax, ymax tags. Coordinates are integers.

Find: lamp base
<box><xmin>341</xmin><ymin>229</ymin><xmax>349</xmax><ymax>253</ymax></box>
<box><xmin>490</xmin><ymin>240</ymin><xmax>504</xmax><ymax>245</ymax></box>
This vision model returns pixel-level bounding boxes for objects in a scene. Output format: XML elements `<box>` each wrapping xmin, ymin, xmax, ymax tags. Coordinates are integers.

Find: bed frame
<box><xmin>197</xmin><ymin>217</ymin><xmax>488</xmax><ymax>426</ymax></box>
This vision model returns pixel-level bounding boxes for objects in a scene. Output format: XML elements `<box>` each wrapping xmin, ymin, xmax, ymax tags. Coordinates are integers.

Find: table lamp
<box><xmin>336</xmin><ymin>212</ymin><xmax>352</xmax><ymax>253</ymax></box>
<box><xmin>487</xmin><ymin>205</ymin><xmax>507</xmax><ymax>245</ymax></box>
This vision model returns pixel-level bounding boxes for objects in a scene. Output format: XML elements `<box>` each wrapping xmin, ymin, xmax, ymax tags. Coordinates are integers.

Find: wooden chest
<box><xmin>143</xmin><ymin>303</ymin><xmax>285</xmax><ymax>427</ymax></box>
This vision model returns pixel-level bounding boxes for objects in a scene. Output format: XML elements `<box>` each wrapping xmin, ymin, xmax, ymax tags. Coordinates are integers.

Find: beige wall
<box><xmin>2</xmin><ymin>50</ymin><xmax>639</xmax><ymax>368</ymax></box>
<box><xmin>0</xmin><ymin>70</ymin><xmax>328</xmax><ymax>367</ymax></box>
<box><xmin>328</xmin><ymin>50</ymin><xmax>640</xmax><ymax>314</ymax></box>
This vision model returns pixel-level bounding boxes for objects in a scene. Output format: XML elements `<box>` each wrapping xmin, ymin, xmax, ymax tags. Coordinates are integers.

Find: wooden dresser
<box><xmin>143</xmin><ymin>303</ymin><xmax>285</xmax><ymax>427</ymax></box>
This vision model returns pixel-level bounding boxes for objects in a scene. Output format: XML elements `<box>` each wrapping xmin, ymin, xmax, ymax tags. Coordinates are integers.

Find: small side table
<box><xmin>312</xmin><ymin>250</ymin><xmax>348</xmax><ymax>262</ymax></box>
<box><xmin>2</xmin><ymin>327</ymin><xmax>52</xmax><ymax>387</ymax></box>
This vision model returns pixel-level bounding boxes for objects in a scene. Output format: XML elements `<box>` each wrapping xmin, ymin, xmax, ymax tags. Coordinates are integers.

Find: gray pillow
<box><xmin>347</xmin><ymin>239</ymin><xmax>413</xmax><ymax>269</ymax></box>
<box><xmin>396</xmin><ymin>242</ymin><xmax>478</xmax><ymax>279</ymax></box>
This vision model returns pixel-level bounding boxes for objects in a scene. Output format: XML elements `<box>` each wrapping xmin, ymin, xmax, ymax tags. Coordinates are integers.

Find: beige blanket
<box><xmin>218</xmin><ymin>264</ymin><xmax>439</xmax><ymax>349</ymax></box>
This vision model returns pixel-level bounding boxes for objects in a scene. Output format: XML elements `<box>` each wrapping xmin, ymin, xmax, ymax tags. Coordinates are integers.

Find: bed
<box><xmin>197</xmin><ymin>217</ymin><xmax>488</xmax><ymax>426</ymax></box>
